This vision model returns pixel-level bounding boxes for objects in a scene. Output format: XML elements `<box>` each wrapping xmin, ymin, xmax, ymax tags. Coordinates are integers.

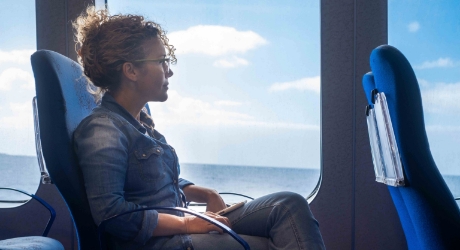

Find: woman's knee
<box><xmin>273</xmin><ymin>192</ymin><xmax>319</xmax><ymax>228</ymax></box>
<box><xmin>271</xmin><ymin>191</ymin><xmax>309</xmax><ymax>205</ymax></box>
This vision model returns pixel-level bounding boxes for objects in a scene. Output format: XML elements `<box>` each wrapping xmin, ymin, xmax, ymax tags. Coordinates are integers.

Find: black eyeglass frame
<box><xmin>134</xmin><ymin>57</ymin><xmax>171</xmax><ymax>73</ymax></box>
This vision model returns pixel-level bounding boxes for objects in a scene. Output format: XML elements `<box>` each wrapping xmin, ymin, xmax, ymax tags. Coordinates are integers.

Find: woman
<box><xmin>73</xmin><ymin>6</ymin><xmax>325</xmax><ymax>250</ymax></box>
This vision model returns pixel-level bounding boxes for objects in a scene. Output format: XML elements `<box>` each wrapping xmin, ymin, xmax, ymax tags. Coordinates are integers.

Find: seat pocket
<box><xmin>133</xmin><ymin>145</ymin><xmax>167</xmax><ymax>182</ymax></box>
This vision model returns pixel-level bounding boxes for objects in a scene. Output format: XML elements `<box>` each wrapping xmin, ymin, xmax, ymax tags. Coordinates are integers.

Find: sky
<box><xmin>0</xmin><ymin>1</ymin><xmax>458</xmax><ymax>176</ymax></box>
<box><xmin>0</xmin><ymin>1</ymin><xmax>36</xmax><ymax>159</ymax></box>
<box><xmin>107</xmin><ymin>0</ymin><xmax>321</xmax><ymax>169</ymax></box>
<box><xmin>389</xmin><ymin>0</ymin><xmax>460</xmax><ymax>176</ymax></box>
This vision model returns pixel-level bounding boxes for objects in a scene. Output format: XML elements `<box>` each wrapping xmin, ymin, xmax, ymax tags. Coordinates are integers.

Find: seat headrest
<box><xmin>32</xmin><ymin>50</ymin><xmax>97</xmax><ymax>138</ymax></box>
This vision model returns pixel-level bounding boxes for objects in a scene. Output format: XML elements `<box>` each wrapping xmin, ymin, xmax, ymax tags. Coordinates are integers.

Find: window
<box><xmin>0</xmin><ymin>1</ymin><xmax>39</xmax><ymax>207</ymax></box>
<box><xmin>108</xmin><ymin>0</ymin><xmax>321</xmax><ymax>202</ymax></box>
<box><xmin>389</xmin><ymin>0</ymin><xmax>460</xmax><ymax>205</ymax></box>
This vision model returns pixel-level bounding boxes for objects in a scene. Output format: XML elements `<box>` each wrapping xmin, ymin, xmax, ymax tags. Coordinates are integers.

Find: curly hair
<box><xmin>73</xmin><ymin>6</ymin><xmax>176</xmax><ymax>99</ymax></box>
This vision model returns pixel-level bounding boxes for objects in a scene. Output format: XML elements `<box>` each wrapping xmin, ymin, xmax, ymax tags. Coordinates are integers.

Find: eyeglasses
<box><xmin>134</xmin><ymin>57</ymin><xmax>171</xmax><ymax>73</ymax></box>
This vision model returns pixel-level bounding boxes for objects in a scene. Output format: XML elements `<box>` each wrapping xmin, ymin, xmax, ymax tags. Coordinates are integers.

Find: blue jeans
<box><xmin>191</xmin><ymin>191</ymin><xmax>325</xmax><ymax>250</ymax></box>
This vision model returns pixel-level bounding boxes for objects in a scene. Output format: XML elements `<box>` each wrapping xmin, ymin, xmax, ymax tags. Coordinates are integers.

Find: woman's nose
<box><xmin>166</xmin><ymin>68</ymin><xmax>174</xmax><ymax>78</ymax></box>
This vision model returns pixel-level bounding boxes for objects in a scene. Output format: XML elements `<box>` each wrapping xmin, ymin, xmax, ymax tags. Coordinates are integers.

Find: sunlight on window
<box><xmin>0</xmin><ymin>2</ymin><xmax>39</xmax><ymax>208</ymax></box>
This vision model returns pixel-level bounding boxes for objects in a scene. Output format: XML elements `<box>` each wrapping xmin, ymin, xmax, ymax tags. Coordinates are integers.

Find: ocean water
<box><xmin>180</xmin><ymin>163</ymin><xmax>321</xmax><ymax>203</ymax></box>
<box><xmin>0</xmin><ymin>154</ymin><xmax>40</xmax><ymax>208</ymax></box>
<box><xmin>1</xmin><ymin>154</ymin><xmax>459</xmax><ymax>208</ymax></box>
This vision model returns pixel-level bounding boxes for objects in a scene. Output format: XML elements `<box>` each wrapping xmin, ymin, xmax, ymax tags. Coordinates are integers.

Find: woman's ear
<box><xmin>122</xmin><ymin>62</ymin><xmax>139</xmax><ymax>82</ymax></box>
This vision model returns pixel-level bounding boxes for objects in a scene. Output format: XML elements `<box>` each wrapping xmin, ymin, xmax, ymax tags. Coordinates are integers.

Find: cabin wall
<box><xmin>0</xmin><ymin>185</ymin><xmax>77</xmax><ymax>249</ymax></box>
<box><xmin>36</xmin><ymin>0</ymin><xmax>96</xmax><ymax>60</ymax></box>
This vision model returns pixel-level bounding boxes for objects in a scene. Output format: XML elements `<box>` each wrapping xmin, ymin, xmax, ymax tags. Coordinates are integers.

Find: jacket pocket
<box><xmin>133</xmin><ymin>145</ymin><xmax>167</xmax><ymax>182</ymax></box>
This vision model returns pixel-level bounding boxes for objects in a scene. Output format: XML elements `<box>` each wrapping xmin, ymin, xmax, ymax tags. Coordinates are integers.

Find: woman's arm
<box><xmin>182</xmin><ymin>185</ymin><xmax>227</xmax><ymax>212</ymax></box>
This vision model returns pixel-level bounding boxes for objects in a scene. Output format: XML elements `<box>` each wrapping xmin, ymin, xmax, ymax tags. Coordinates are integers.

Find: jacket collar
<box><xmin>100</xmin><ymin>93</ymin><xmax>147</xmax><ymax>134</ymax></box>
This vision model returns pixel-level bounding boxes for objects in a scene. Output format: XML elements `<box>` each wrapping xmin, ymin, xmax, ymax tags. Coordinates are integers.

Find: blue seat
<box><xmin>31</xmin><ymin>50</ymin><xmax>249</xmax><ymax>250</ymax></box>
<box><xmin>362</xmin><ymin>45</ymin><xmax>460</xmax><ymax>249</ymax></box>
<box><xmin>0</xmin><ymin>187</ymin><xmax>64</xmax><ymax>250</ymax></box>
<box><xmin>32</xmin><ymin>50</ymin><xmax>99</xmax><ymax>249</ymax></box>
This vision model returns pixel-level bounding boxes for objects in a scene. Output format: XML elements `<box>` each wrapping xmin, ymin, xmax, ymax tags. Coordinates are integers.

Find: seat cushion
<box><xmin>0</xmin><ymin>236</ymin><xmax>64</xmax><ymax>250</ymax></box>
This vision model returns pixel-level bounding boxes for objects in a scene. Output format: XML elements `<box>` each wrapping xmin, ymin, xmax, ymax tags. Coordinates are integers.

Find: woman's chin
<box><xmin>157</xmin><ymin>94</ymin><xmax>168</xmax><ymax>102</ymax></box>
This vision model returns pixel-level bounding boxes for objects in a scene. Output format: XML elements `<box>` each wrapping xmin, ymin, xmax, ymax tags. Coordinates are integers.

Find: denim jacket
<box><xmin>73</xmin><ymin>94</ymin><xmax>194</xmax><ymax>250</ymax></box>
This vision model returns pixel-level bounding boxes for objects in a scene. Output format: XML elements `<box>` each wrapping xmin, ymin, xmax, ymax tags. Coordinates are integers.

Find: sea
<box><xmin>1</xmin><ymin>153</ymin><xmax>459</xmax><ymax>208</ymax></box>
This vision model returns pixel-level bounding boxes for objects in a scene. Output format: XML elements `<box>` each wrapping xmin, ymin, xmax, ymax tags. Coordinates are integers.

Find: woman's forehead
<box><xmin>143</xmin><ymin>37</ymin><xmax>166</xmax><ymax>57</ymax></box>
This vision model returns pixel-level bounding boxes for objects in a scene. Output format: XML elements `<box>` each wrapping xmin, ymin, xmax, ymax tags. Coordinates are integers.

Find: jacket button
<box><xmin>173</xmin><ymin>180</ymin><xmax>177</xmax><ymax>184</ymax></box>
<box><xmin>156</xmin><ymin>149</ymin><xmax>160</xmax><ymax>153</ymax></box>
<box><xmin>142</xmin><ymin>154</ymin><xmax>146</xmax><ymax>157</ymax></box>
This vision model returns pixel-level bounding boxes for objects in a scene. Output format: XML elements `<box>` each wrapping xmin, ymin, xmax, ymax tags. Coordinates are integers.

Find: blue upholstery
<box><xmin>362</xmin><ymin>45</ymin><xmax>460</xmax><ymax>249</ymax></box>
<box><xmin>0</xmin><ymin>236</ymin><xmax>64</xmax><ymax>250</ymax></box>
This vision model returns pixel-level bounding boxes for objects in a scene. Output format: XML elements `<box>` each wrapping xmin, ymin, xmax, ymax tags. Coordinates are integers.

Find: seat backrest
<box><xmin>31</xmin><ymin>50</ymin><xmax>99</xmax><ymax>249</ymax></box>
<box><xmin>362</xmin><ymin>45</ymin><xmax>460</xmax><ymax>249</ymax></box>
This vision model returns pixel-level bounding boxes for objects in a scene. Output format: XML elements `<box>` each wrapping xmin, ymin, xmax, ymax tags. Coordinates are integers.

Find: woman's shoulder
<box><xmin>74</xmin><ymin>106</ymin><xmax>130</xmax><ymax>136</ymax></box>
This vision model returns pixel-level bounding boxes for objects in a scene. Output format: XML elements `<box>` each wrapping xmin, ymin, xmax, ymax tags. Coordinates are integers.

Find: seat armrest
<box><xmin>0</xmin><ymin>187</ymin><xmax>56</xmax><ymax>237</ymax></box>
<box><xmin>219</xmin><ymin>192</ymin><xmax>254</xmax><ymax>201</ymax></box>
<box><xmin>98</xmin><ymin>206</ymin><xmax>250</xmax><ymax>250</ymax></box>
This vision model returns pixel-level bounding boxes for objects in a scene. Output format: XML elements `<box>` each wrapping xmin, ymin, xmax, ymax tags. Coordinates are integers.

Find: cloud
<box><xmin>420</xmin><ymin>80</ymin><xmax>460</xmax><ymax>114</ymax></box>
<box><xmin>213</xmin><ymin>56</ymin><xmax>249</xmax><ymax>68</ymax></box>
<box><xmin>0</xmin><ymin>101</ymin><xmax>34</xmax><ymax>129</ymax></box>
<box><xmin>408</xmin><ymin>21</ymin><xmax>420</xmax><ymax>33</ymax></box>
<box><xmin>0</xmin><ymin>49</ymin><xmax>35</xmax><ymax>64</ymax></box>
<box><xmin>414</xmin><ymin>58</ymin><xmax>455</xmax><ymax>69</ymax></box>
<box><xmin>9</xmin><ymin>101</ymin><xmax>31</xmax><ymax>113</ymax></box>
<box><xmin>426</xmin><ymin>125</ymin><xmax>460</xmax><ymax>132</ymax></box>
<box><xmin>168</xmin><ymin>25</ymin><xmax>268</xmax><ymax>56</ymax></box>
<box><xmin>0</xmin><ymin>68</ymin><xmax>35</xmax><ymax>91</ymax></box>
<box><xmin>417</xmin><ymin>78</ymin><xmax>430</xmax><ymax>88</ymax></box>
<box><xmin>214</xmin><ymin>100</ymin><xmax>243</xmax><ymax>106</ymax></box>
<box><xmin>149</xmin><ymin>90</ymin><xmax>318</xmax><ymax>130</ymax></box>
<box><xmin>268</xmin><ymin>76</ymin><xmax>320</xmax><ymax>93</ymax></box>
<box><xmin>150</xmin><ymin>90</ymin><xmax>251</xmax><ymax>125</ymax></box>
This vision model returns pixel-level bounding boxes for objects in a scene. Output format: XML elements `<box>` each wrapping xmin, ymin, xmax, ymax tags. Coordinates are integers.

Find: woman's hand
<box><xmin>205</xmin><ymin>191</ymin><xmax>227</xmax><ymax>212</ymax></box>
<box><xmin>184</xmin><ymin>212</ymin><xmax>231</xmax><ymax>234</ymax></box>
<box><xmin>182</xmin><ymin>185</ymin><xmax>227</xmax><ymax>212</ymax></box>
<box><xmin>153</xmin><ymin>212</ymin><xmax>231</xmax><ymax>236</ymax></box>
